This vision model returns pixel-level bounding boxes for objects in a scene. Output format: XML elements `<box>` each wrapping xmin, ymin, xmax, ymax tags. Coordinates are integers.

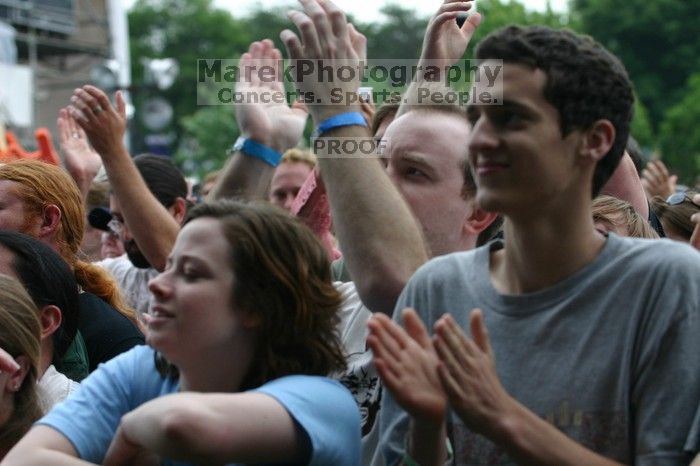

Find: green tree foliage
<box><xmin>175</xmin><ymin>105</ymin><xmax>234</xmax><ymax>178</ymax></box>
<box><xmin>128</xmin><ymin>0</ymin><xmax>249</xmax><ymax>161</ymax></box>
<box><xmin>470</xmin><ymin>0</ymin><xmax>572</xmax><ymax>47</ymax></box>
<box><xmin>142</xmin><ymin>0</ymin><xmax>700</xmax><ymax>180</ymax></box>
<box><xmin>360</xmin><ymin>5</ymin><xmax>428</xmax><ymax>60</ymax></box>
<box><xmin>237</xmin><ymin>6</ymin><xmax>295</xmax><ymax>53</ymax></box>
<box><xmin>658</xmin><ymin>73</ymin><xmax>700</xmax><ymax>185</ymax></box>
<box><xmin>357</xmin><ymin>2</ymin><xmax>569</xmax><ymax>100</ymax></box>
<box><xmin>630</xmin><ymin>97</ymin><xmax>655</xmax><ymax>150</ymax></box>
<box><xmin>571</xmin><ymin>0</ymin><xmax>700</xmax><ymax>182</ymax></box>
<box><xmin>571</xmin><ymin>0</ymin><xmax>700</xmax><ymax>129</ymax></box>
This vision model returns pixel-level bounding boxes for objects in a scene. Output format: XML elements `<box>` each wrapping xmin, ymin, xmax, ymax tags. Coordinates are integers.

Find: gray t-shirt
<box><xmin>378</xmin><ymin>234</ymin><xmax>700</xmax><ymax>465</ymax></box>
<box><xmin>97</xmin><ymin>255</ymin><xmax>157</xmax><ymax>318</ymax></box>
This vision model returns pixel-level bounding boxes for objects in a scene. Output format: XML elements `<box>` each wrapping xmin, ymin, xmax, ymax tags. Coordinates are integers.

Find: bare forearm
<box><xmin>208</xmin><ymin>151</ymin><xmax>275</xmax><ymax>201</ymax></box>
<box><xmin>125</xmin><ymin>406</ymin><xmax>242</xmax><ymax>464</ymax></box>
<box><xmin>100</xmin><ymin>145</ymin><xmax>179</xmax><ymax>271</ymax></box>
<box><xmin>317</xmin><ymin>126</ymin><xmax>428</xmax><ymax>315</ymax></box>
<box><xmin>121</xmin><ymin>393</ymin><xmax>304</xmax><ymax>465</ymax></box>
<box><xmin>2</xmin><ymin>426</ymin><xmax>92</xmax><ymax>466</ymax></box>
<box><xmin>406</xmin><ymin>421</ymin><xmax>448</xmax><ymax>466</ymax></box>
<box><xmin>2</xmin><ymin>450</ymin><xmax>97</xmax><ymax>466</ymax></box>
<box><xmin>495</xmin><ymin>402</ymin><xmax>623</xmax><ymax>466</ymax></box>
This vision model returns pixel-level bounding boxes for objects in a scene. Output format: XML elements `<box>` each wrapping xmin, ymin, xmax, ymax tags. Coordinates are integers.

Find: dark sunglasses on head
<box><xmin>666</xmin><ymin>192</ymin><xmax>691</xmax><ymax>205</ymax></box>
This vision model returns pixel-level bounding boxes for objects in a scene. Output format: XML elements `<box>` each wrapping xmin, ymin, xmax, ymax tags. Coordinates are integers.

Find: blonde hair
<box><xmin>0</xmin><ymin>161</ymin><xmax>139</xmax><ymax>326</ymax></box>
<box><xmin>281</xmin><ymin>149</ymin><xmax>316</xmax><ymax>169</ymax></box>
<box><xmin>592</xmin><ymin>195</ymin><xmax>659</xmax><ymax>239</ymax></box>
<box><xmin>0</xmin><ymin>275</ymin><xmax>42</xmax><ymax>456</ymax></box>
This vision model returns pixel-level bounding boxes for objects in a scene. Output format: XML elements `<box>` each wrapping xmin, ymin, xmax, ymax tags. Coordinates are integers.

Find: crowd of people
<box><xmin>0</xmin><ymin>0</ymin><xmax>699</xmax><ymax>464</ymax></box>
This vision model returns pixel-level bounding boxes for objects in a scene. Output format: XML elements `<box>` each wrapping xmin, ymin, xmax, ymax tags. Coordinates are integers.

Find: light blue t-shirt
<box><xmin>39</xmin><ymin>345</ymin><xmax>360</xmax><ymax>466</ymax></box>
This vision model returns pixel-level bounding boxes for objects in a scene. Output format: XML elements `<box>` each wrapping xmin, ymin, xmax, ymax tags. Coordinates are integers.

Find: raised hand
<box><xmin>420</xmin><ymin>0</ymin><xmax>481</xmax><ymax>68</ymax></box>
<box><xmin>368</xmin><ymin>308</ymin><xmax>447</xmax><ymax>427</ymax></box>
<box><xmin>434</xmin><ymin>309</ymin><xmax>517</xmax><ymax>439</ymax></box>
<box><xmin>58</xmin><ymin>107</ymin><xmax>102</xmax><ymax>195</ymax></box>
<box><xmin>235</xmin><ymin>39</ymin><xmax>308</xmax><ymax>152</ymax></box>
<box><xmin>641</xmin><ymin>159</ymin><xmax>677</xmax><ymax>200</ymax></box>
<box><xmin>68</xmin><ymin>85</ymin><xmax>127</xmax><ymax>159</ymax></box>
<box><xmin>281</xmin><ymin>0</ymin><xmax>367</xmax><ymax>123</ymax></box>
<box><xmin>690</xmin><ymin>193</ymin><xmax>700</xmax><ymax>250</ymax></box>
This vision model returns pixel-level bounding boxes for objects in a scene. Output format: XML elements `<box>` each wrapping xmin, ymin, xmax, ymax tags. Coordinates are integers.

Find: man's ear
<box><xmin>579</xmin><ymin>119</ymin><xmax>616</xmax><ymax>163</ymax></box>
<box><xmin>171</xmin><ymin>197</ymin><xmax>187</xmax><ymax>225</ymax></box>
<box><xmin>464</xmin><ymin>205</ymin><xmax>499</xmax><ymax>236</ymax></box>
<box><xmin>39</xmin><ymin>204</ymin><xmax>62</xmax><ymax>237</ymax></box>
<box><xmin>39</xmin><ymin>304</ymin><xmax>62</xmax><ymax>340</ymax></box>
<box><xmin>7</xmin><ymin>354</ymin><xmax>31</xmax><ymax>393</ymax></box>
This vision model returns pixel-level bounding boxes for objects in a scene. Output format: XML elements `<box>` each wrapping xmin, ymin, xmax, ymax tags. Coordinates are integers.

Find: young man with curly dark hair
<box><xmin>370</xmin><ymin>25</ymin><xmax>700</xmax><ymax>466</ymax></box>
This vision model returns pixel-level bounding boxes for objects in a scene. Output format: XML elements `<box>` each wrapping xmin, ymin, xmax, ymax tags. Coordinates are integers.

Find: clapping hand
<box><xmin>368</xmin><ymin>309</ymin><xmax>448</xmax><ymax>428</ymax></box>
<box><xmin>433</xmin><ymin>310</ymin><xmax>517</xmax><ymax>439</ymax></box>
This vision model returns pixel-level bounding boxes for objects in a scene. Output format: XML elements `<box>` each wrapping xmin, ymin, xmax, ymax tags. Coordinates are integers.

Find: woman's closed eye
<box><xmin>404</xmin><ymin>166</ymin><xmax>428</xmax><ymax>179</ymax></box>
<box><xmin>180</xmin><ymin>265</ymin><xmax>203</xmax><ymax>281</ymax></box>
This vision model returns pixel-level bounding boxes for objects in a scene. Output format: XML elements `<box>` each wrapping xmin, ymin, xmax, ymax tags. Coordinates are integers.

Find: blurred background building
<box><xmin>0</xmin><ymin>0</ymin><xmax>130</xmax><ymax>149</ymax></box>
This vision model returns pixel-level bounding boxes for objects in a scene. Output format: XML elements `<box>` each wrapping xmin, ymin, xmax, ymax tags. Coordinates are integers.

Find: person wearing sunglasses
<box><xmin>651</xmin><ymin>190</ymin><xmax>700</xmax><ymax>243</ymax></box>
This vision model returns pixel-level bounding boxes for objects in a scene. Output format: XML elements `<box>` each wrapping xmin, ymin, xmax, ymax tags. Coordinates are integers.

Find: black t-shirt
<box><xmin>77</xmin><ymin>292</ymin><xmax>145</xmax><ymax>372</ymax></box>
<box><xmin>648</xmin><ymin>203</ymin><xmax>666</xmax><ymax>237</ymax></box>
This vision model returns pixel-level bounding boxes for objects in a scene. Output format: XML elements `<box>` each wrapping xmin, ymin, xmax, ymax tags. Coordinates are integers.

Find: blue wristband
<box><xmin>312</xmin><ymin>112</ymin><xmax>368</xmax><ymax>138</ymax></box>
<box><xmin>232</xmin><ymin>137</ymin><xmax>282</xmax><ymax>167</ymax></box>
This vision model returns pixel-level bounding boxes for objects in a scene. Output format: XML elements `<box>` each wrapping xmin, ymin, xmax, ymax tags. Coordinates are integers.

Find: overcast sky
<box><xmin>123</xmin><ymin>0</ymin><xmax>569</xmax><ymax>22</ymax></box>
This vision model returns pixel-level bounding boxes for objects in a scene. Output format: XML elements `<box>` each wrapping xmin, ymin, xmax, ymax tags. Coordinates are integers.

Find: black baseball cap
<box><xmin>88</xmin><ymin>207</ymin><xmax>112</xmax><ymax>232</ymax></box>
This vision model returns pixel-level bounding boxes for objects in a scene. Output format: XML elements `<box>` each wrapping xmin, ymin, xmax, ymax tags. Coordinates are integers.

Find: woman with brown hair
<box><xmin>0</xmin><ymin>160</ymin><xmax>143</xmax><ymax>372</ymax></box>
<box><xmin>0</xmin><ymin>275</ymin><xmax>42</xmax><ymax>459</ymax></box>
<box><xmin>4</xmin><ymin>200</ymin><xmax>360</xmax><ymax>466</ymax></box>
<box><xmin>651</xmin><ymin>190</ymin><xmax>700</xmax><ymax>243</ymax></box>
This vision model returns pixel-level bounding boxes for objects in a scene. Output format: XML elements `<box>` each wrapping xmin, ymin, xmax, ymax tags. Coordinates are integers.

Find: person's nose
<box><xmin>148</xmin><ymin>269</ymin><xmax>172</xmax><ymax>300</ymax></box>
<box><xmin>282</xmin><ymin>194</ymin><xmax>296</xmax><ymax>212</ymax></box>
<box><xmin>467</xmin><ymin>115</ymin><xmax>499</xmax><ymax>156</ymax></box>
